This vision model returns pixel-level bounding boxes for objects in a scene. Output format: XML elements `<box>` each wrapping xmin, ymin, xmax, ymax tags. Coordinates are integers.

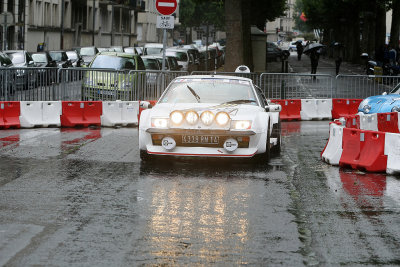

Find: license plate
<box><xmin>182</xmin><ymin>135</ymin><xmax>219</xmax><ymax>144</ymax></box>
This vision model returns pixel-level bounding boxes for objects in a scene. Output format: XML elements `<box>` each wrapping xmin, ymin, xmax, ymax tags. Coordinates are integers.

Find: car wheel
<box><xmin>140</xmin><ymin>150</ymin><xmax>153</xmax><ymax>161</ymax></box>
<box><xmin>257</xmin><ymin>125</ymin><xmax>271</xmax><ymax>163</ymax></box>
<box><xmin>271</xmin><ymin>119</ymin><xmax>281</xmax><ymax>155</ymax></box>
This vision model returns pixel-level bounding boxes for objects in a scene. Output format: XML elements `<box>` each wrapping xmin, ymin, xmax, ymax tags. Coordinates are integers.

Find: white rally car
<box><xmin>139</xmin><ymin>75</ymin><xmax>281</xmax><ymax>161</ymax></box>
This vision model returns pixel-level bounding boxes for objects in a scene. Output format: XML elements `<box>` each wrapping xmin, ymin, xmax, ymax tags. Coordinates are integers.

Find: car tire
<box><xmin>140</xmin><ymin>150</ymin><xmax>153</xmax><ymax>162</ymax></box>
<box><xmin>257</xmin><ymin>124</ymin><xmax>271</xmax><ymax>163</ymax></box>
<box><xmin>271</xmin><ymin>119</ymin><xmax>281</xmax><ymax>155</ymax></box>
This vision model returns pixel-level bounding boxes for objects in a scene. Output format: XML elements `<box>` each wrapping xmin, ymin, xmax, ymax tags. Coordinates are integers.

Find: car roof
<box><xmin>97</xmin><ymin>52</ymin><xmax>138</xmax><ymax>58</ymax></box>
<box><xmin>144</xmin><ymin>43</ymin><xmax>163</xmax><ymax>47</ymax></box>
<box><xmin>173</xmin><ymin>75</ymin><xmax>253</xmax><ymax>82</ymax></box>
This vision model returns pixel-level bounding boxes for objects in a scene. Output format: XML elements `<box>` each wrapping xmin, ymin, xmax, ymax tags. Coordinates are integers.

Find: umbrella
<box><xmin>303</xmin><ymin>43</ymin><xmax>325</xmax><ymax>54</ymax></box>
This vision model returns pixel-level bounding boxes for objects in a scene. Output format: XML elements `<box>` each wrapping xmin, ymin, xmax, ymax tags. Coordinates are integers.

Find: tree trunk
<box><xmin>375</xmin><ymin>3</ymin><xmax>386</xmax><ymax>50</ymax></box>
<box><xmin>241</xmin><ymin>1</ymin><xmax>253</xmax><ymax>70</ymax></box>
<box><xmin>390</xmin><ymin>0</ymin><xmax>400</xmax><ymax>48</ymax></box>
<box><xmin>224</xmin><ymin>0</ymin><xmax>244</xmax><ymax>71</ymax></box>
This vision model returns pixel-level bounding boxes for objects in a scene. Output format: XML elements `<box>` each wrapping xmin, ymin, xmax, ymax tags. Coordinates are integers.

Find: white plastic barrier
<box><xmin>384</xmin><ymin>132</ymin><xmax>400</xmax><ymax>175</ymax></box>
<box><xmin>19</xmin><ymin>101</ymin><xmax>61</xmax><ymax>128</ymax></box>
<box><xmin>300</xmin><ymin>99</ymin><xmax>332</xmax><ymax>120</ymax></box>
<box><xmin>321</xmin><ymin>123</ymin><xmax>344</xmax><ymax>165</ymax></box>
<box><xmin>358</xmin><ymin>113</ymin><xmax>378</xmax><ymax>131</ymax></box>
<box><xmin>101</xmin><ymin>101</ymin><xmax>139</xmax><ymax>127</ymax></box>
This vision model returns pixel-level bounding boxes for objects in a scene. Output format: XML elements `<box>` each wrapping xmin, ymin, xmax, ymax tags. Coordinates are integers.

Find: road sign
<box><xmin>156</xmin><ymin>16</ymin><xmax>174</xmax><ymax>29</ymax></box>
<box><xmin>155</xmin><ymin>0</ymin><xmax>177</xmax><ymax>16</ymax></box>
<box><xmin>0</xmin><ymin>12</ymin><xmax>14</xmax><ymax>26</ymax></box>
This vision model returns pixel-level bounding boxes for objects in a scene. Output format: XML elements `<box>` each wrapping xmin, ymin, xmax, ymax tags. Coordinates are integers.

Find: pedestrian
<box><xmin>296</xmin><ymin>41</ymin><xmax>303</xmax><ymax>60</ymax></box>
<box><xmin>333</xmin><ymin>42</ymin><xmax>344</xmax><ymax>75</ymax></box>
<box><xmin>310</xmin><ymin>48</ymin><xmax>320</xmax><ymax>80</ymax></box>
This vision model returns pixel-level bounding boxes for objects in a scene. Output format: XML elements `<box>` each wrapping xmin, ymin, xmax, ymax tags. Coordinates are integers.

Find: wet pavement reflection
<box><xmin>0</xmin><ymin>122</ymin><xmax>399</xmax><ymax>265</ymax></box>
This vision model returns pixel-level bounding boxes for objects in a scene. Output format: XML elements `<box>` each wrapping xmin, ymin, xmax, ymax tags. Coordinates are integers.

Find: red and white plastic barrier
<box><xmin>321</xmin><ymin>122</ymin><xmax>344</xmax><ymax>165</ymax></box>
<box><xmin>101</xmin><ymin>101</ymin><xmax>139</xmax><ymax>127</ymax></box>
<box><xmin>0</xmin><ymin>101</ymin><xmax>20</xmax><ymax>129</ymax></box>
<box><xmin>322</xmin><ymin>120</ymin><xmax>400</xmax><ymax>174</ymax></box>
<box><xmin>300</xmin><ymin>99</ymin><xmax>332</xmax><ymax>120</ymax></box>
<box><xmin>20</xmin><ymin>101</ymin><xmax>62</xmax><ymax>128</ymax></box>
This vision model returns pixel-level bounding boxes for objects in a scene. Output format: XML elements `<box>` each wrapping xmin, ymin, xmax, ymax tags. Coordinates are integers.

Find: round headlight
<box><xmin>362</xmin><ymin>105</ymin><xmax>371</xmax><ymax>113</ymax></box>
<box><xmin>170</xmin><ymin>110</ymin><xmax>184</xmax><ymax>125</ymax></box>
<box><xmin>215</xmin><ymin>112</ymin><xmax>230</xmax><ymax>126</ymax></box>
<box><xmin>200</xmin><ymin>111</ymin><xmax>215</xmax><ymax>126</ymax></box>
<box><xmin>391</xmin><ymin>106</ymin><xmax>400</xmax><ymax>112</ymax></box>
<box><xmin>185</xmin><ymin>110</ymin><xmax>199</xmax><ymax>125</ymax></box>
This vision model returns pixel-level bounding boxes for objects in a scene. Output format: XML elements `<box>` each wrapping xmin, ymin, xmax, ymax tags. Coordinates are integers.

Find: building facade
<box><xmin>0</xmin><ymin>0</ymin><xmax>179</xmax><ymax>52</ymax></box>
<box><xmin>265</xmin><ymin>0</ymin><xmax>296</xmax><ymax>42</ymax></box>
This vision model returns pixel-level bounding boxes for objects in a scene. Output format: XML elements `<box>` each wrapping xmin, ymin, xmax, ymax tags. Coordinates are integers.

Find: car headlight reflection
<box><xmin>151</xmin><ymin>118</ymin><xmax>169</xmax><ymax>128</ymax></box>
<box><xmin>362</xmin><ymin>105</ymin><xmax>371</xmax><ymax>113</ymax></box>
<box><xmin>170</xmin><ymin>110</ymin><xmax>184</xmax><ymax>125</ymax></box>
<box><xmin>215</xmin><ymin>112</ymin><xmax>230</xmax><ymax>126</ymax></box>
<box><xmin>232</xmin><ymin>120</ymin><xmax>252</xmax><ymax>130</ymax></box>
<box><xmin>185</xmin><ymin>110</ymin><xmax>199</xmax><ymax>125</ymax></box>
<box><xmin>201</xmin><ymin>111</ymin><xmax>215</xmax><ymax>126</ymax></box>
<box><xmin>391</xmin><ymin>106</ymin><xmax>400</xmax><ymax>112</ymax></box>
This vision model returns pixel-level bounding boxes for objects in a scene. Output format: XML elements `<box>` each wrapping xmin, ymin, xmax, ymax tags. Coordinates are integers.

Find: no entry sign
<box><xmin>155</xmin><ymin>0</ymin><xmax>177</xmax><ymax>16</ymax></box>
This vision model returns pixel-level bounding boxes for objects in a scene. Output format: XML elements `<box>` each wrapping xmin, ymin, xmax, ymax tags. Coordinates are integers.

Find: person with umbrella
<box><xmin>296</xmin><ymin>40</ymin><xmax>303</xmax><ymax>60</ymax></box>
<box><xmin>333</xmin><ymin>42</ymin><xmax>344</xmax><ymax>75</ymax></box>
<box><xmin>304</xmin><ymin>42</ymin><xmax>325</xmax><ymax>80</ymax></box>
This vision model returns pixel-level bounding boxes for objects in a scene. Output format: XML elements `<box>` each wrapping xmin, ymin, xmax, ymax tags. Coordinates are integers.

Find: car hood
<box><xmin>358</xmin><ymin>94</ymin><xmax>400</xmax><ymax>113</ymax></box>
<box><xmin>149</xmin><ymin>102</ymin><xmax>262</xmax><ymax>120</ymax></box>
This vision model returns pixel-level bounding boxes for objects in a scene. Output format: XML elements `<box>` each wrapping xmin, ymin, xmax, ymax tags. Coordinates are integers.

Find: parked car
<box><xmin>151</xmin><ymin>55</ymin><xmax>182</xmax><ymax>71</ymax></box>
<box><xmin>78</xmin><ymin>46</ymin><xmax>99</xmax><ymax>66</ymax></box>
<box><xmin>358</xmin><ymin>83</ymin><xmax>400</xmax><ymax>114</ymax></box>
<box><xmin>144</xmin><ymin>43</ymin><xmax>164</xmax><ymax>55</ymax></box>
<box><xmin>0</xmin><ymin>52</ymin><xmax>15</xmax><ymax>97</ymax></box>
<box><xmin>123</xmin><ymin>47</ymin><xmax>138</xmax><ymax>55</ymax></box>
<box><xmin>110</xmin><ymin>46</ymin><xmax>124</xmax><ymax>52</ymax></box>
<box><xmin>31</xmin><ymin>51</ymin><xmax>58</xmax><ymax>85</ymax></box>
<box><xmin>66</xmin><ymin>50</ymin><xmax>84</xmax><ymax>67</ymax></box>
<box><xmin>82</xmin><ymin>52</ymin><xmax>146</xmax><ymax>100</ymax></box>
<box><xmin>266</xmin><ymin>42</ymin><xmax>287</xmax><ymax>62</ymax></box>
<box><xmin>135</xmin><ymin>46</ymin><xmax>144</xmax><ymax>56</ymax></box>
<box><xmin>138</xmin><ymin>75</ymin><xmax>282</xmax><ymax>161</ymax></box>
<box><xmin>4</xmin><ymin>50</ymin><xmax>37</xmax><ymax>90</ymax></box>
<box><xmin>49</xmin><ymin>51</ymin><xmax>73</xmax><ymax>68</ymax></box>
<box><xmin>141</xmin><ymin>55</ymin><xmax>161</xmax><ymax>70</ymax></box>
<box><xmin>166</xmin><ymin>48</ymin><xmax>197</xmax><ymax>73</ymax></box>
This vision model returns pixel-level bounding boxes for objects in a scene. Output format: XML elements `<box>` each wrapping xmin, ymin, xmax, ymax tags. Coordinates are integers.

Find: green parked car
<box><xmin>82</xmin><ymin>52</ymin><xmax>146</xmax><ymax>100</ymax></box>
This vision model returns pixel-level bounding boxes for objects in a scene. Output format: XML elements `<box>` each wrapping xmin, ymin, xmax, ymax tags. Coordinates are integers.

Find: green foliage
<box><xmin>179</xmin><ymin>0</ymin><xmax>224</xmax><ymax>29</ymax></box>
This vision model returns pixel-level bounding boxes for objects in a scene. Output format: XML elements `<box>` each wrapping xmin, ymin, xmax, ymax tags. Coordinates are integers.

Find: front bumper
<box><xmin>140</xmin><ymin>128</ymin><xmax>263</xmax><ymax>158</ymax></box>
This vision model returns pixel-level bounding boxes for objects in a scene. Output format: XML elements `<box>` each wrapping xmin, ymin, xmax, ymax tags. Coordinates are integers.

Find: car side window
<box><xmin>255</xmin><ymin>85</ymin><xmax>268</xmax><ymax>107</ymax></box>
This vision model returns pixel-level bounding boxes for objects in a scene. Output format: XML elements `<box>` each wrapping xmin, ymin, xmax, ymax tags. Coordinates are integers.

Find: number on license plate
<box><xmin>182</xmin><ymin>135</ymin><xmax>219</xmax><ymax>144</ymax></box>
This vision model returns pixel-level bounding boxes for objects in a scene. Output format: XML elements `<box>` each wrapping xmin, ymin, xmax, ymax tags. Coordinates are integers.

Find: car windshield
<box><xmin>7</xmin><ymin>52</ymin><xmax>25</xmax><ymax>64</ymax></box>
<box><xmin>0</xmin><ymin>53</ymin><xmax>12</xmax><ymax>65</ymax></box>
<box><xmin>90</xmin><ymin>55</ymin><xmax>136</xmax><ymax>70</ymax></box>
<box><xmin>146</xmin><ymin>47</ymin><xmax>163</xmax><ymax>55</ymax></box>
<box><xmin>124</xmin><ymin>48</ymin><xmax>136</xmax><ymax>54</ymax></box>
<box><xmin>50</xmin><ymin>52</ymin><xmax>67</xmax><ymax>61</ymax></box>
<box><xmin>390</xmin><ymin>83</ymin><xmax>400</xmax><ymax>94</ymax></box>
<box><xmin>143</xmin><ymin>58</ymin><xmax>160</xmax><ymax>70</ymax></box>
<box><xmin>159</xmin><ymin>78</ymin><xmax>257</xmax><ymax>104</ymax></box>
<box><xmin>166</xmin><ymin>51</ymin><xmax>188</xmax><ymax>61</ymax></box>
<box><xmin>32</xmin><ymin>54</ymin><xmax>47</xmax><ymax>63</ymax></box>
<box><xmin>80</xmin><ymin>47</ymin><xmax>96</xmax><ymax>56</ymax></box>
<box><xmin>66</xmin><ymin>51</ymin><xmax>78</xmax><ymax>60</ymax></box>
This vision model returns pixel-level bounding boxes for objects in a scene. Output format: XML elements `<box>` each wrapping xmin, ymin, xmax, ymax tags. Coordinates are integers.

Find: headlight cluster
<box><xmin>362</xmin><ymin>105</ymin><xmax>371</xmax><ymax>113</ymax></box>
<box><xmin>169</xmin><ymin>110</ymin><xmax>231</xmax><ymax>127</ymax></box>
<box><xmin>392</xmin><ymin>106</ymin><xmax>400</xmax><ymax>112</ymax></box>
<box><xmin>151</xmin><ymin>110</ymin><xmax>252</xmax><ymax>130</ymax></box>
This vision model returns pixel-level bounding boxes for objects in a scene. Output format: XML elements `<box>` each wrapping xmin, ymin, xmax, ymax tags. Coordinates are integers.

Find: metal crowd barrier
<box><xmin>1</xmin><ymin>68</ymin><xmax>400</xmax><ymax>102</ymax></box>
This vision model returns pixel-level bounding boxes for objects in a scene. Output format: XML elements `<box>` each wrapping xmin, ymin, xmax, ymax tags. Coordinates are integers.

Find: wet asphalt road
<box><xmin>0</xmin><ymin>122</ymin><xmax>399</xmax><ymax>266</ymax></box>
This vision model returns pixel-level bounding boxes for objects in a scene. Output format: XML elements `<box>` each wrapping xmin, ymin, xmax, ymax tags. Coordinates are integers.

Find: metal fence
<box><xmin>0</xmin><ymin>67</ymin><xmax>188</xmax><ymax>101</ymax></box>
<box><xmin>1</xmin><ymin>67</ymin><xmax>400</xmax><ymax>101</ymax></box>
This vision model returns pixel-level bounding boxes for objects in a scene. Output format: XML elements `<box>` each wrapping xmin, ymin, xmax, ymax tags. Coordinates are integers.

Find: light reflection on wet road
<box><xmin>0</xmin><ymin>122</ymin><xmax>399</xmax><ymax>266</ymax></box>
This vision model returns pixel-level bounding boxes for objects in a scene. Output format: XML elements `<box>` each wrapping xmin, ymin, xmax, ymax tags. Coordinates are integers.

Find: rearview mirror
<box><xmin>140</xmin><ymin>101</ymin><xmax>152</xmax><ymax>109</ymax></box>
<box><xmin>265</xmin><ymin>104</ymin><xmax>282</xmax><ymax>112</ymax></box>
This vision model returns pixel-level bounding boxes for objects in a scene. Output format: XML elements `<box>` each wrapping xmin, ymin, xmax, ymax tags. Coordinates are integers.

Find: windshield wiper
<box><xmin>187</xmin><ymin>85</ymin><xmax>201</xmax><ymax>103</ymax></box>
<box><xmin>220</xmin><ymin>99</ymin><xmax>257</xmax><ymax>105</ymax></box>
